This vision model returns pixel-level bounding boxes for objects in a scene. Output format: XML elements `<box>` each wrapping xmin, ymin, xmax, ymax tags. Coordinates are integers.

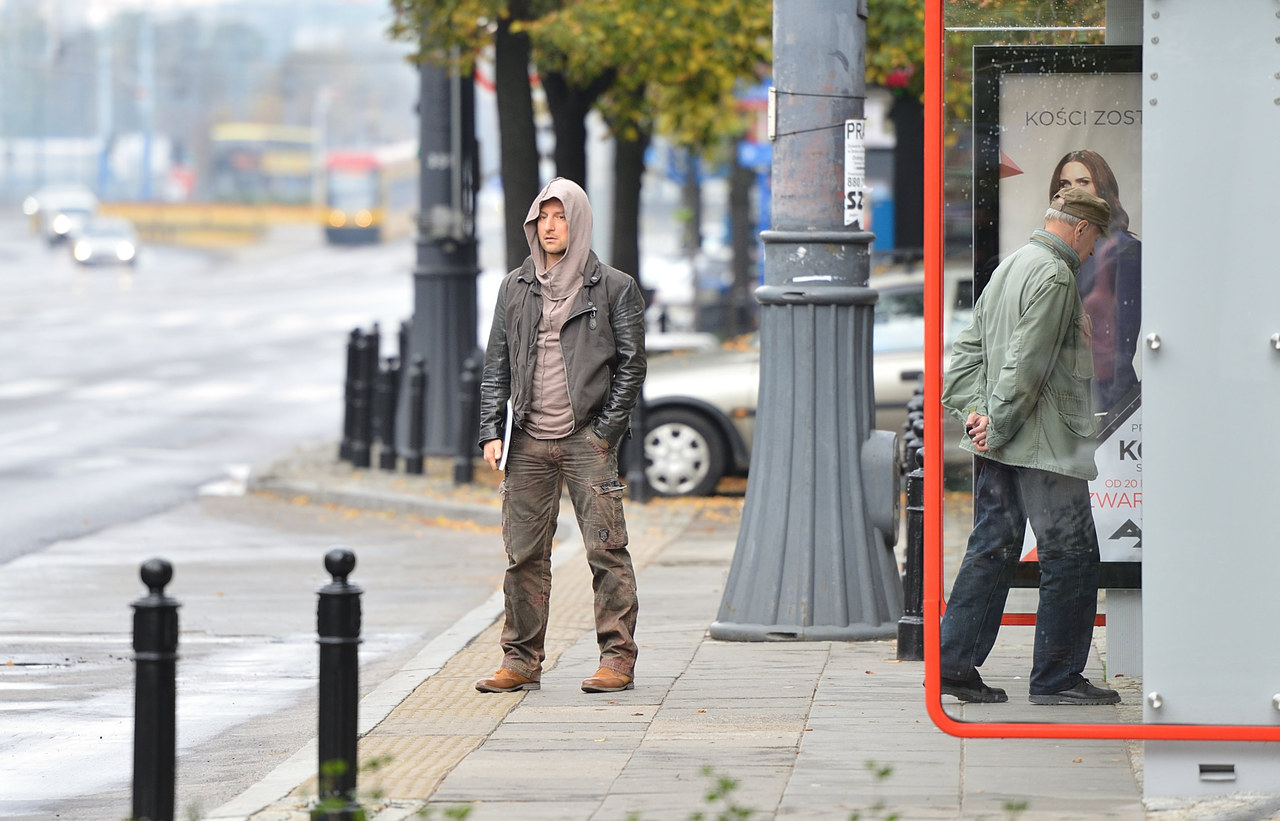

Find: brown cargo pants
<box><xmin>497</xmin><ymin>425</ymin><xmax>639</xmax><ymax>679</ymax></box>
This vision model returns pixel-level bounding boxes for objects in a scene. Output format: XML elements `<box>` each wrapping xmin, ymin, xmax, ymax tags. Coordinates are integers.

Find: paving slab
<box><xmin>214</xmin><ymin>447</ymin><xmax>1160</xmax><ymax>820</ymax></box>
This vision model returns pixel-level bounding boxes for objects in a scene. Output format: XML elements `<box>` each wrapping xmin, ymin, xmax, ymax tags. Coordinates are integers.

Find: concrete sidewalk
<box><xmin>217</xmin><ymin>442</ymin><xmax>1153</xmax><ymax>821</ymax></box>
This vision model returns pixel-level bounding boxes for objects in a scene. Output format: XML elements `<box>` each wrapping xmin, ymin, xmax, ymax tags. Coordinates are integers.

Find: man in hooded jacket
<box><xmin>475</xmin><ymin>178</ymin><xmax>647</xmax><ymax>695</ymax></box>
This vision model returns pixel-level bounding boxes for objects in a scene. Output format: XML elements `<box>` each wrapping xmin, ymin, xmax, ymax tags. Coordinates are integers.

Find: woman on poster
<box><xmin>1050</xmin><ymin>149</ymin><xmax>1142</xmax><ymax>415</ymax></box>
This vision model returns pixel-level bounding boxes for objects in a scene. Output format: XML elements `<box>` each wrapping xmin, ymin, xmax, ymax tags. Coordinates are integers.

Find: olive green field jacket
<box><xmin>941</xmin><ymin>230</ymin><xmax>1098</xmax><ymax>480</ymax></box>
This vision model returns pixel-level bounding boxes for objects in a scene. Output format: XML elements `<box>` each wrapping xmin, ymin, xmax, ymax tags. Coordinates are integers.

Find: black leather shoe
<box><xmin>940</xmin><ymin>674</ymin><xmax>1008</xmax><ymax>703</ymax></box>
<box><xmin>1029</xmin><ymin>678</ymin><xmax>1120</xmax><ymax>705</ymax></box>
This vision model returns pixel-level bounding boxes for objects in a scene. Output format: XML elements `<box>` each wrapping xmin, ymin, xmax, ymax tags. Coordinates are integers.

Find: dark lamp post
<box><xmin>399</xmin><ymin>55</ymin><xmax>479</xmax><ymax>458</ymax></box>
<box><xmin>710</xmin><ymin>0</ymin><xmax>903</xmax><ymax>642</ymax></box>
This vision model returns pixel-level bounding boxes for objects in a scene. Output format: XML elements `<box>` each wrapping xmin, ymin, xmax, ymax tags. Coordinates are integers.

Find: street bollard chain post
<box><xmin>454</xmin><ymin>351</ymin><xmax>482</xmax><ymax>485</ymax></box>
<box><xmin>131</xmin><ymin>558</ymin><xmax>180</xmax><ymax>821</ymax></box>
<box><xmin>626</xmin><ymin>402</ymin><xmax>650</xmax><ymax>503</ymax></box>
<box><xmin>375</xmin><ymin>355</ymin><xmax>401</xmax><ymax>471</ymax></box>
<box><xmin>404</xmin><ymin>356</ymin><xmax>426</xmax><ymax>475</ymax></box>
<box><xmin>315</xmin><ymin>548</ymin><xmax>362</xmax><ymax>821</ymax></box>
<box><xmin>348</xmin><ymin>332</ymin><xmax>374</xmax><ymax>469</ymax></box>
<box><xmin>339</xmin><ymin>328</ymin><xmax>361</xmax><ymax>462</ymax></box>
<box><xmin>897</xmin><ymin>446</ymin><xmax>926</xmax><ymax>661</ymax></box>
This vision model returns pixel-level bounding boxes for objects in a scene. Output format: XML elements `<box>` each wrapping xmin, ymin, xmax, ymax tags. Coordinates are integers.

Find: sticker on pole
<box><xmin>844</xmin><ymin>119</ymin><xmax>866</xmax><ymax>228</ymax></box>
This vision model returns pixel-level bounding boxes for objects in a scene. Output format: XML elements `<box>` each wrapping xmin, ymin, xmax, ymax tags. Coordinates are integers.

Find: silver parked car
<box><xmin>637</xmin><ymin>269</ymin><xmax>973</xmax><ymax>497</ymax></box>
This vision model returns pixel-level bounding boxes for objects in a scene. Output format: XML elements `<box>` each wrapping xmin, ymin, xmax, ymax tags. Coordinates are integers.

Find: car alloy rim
<box><xmin>643</xmin><ymin>421</ymin><xmax>711</xmax><ymax>495</ymax></box>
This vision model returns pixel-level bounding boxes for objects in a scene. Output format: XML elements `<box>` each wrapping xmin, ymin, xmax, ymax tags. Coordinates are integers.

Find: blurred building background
<box><xmin>0</xmin><ymin>0</ymin><xmax>419</xmax><ymax>204</ymax></box>
<box><xmin>2</xmin><ymin>0</ymin><xmax>928</xmax><ymax>339</ymax></box>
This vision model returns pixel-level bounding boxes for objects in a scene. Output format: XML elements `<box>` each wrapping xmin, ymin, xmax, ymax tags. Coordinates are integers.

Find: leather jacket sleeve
<box><xmin>592</xmin><ymin>275</ymin><xmax>647</xmax><ymax>448</ymax></box>
<box><xmin>477</xmin><ymin>277</ymin><xmax>512</xmax><ymax>448</ymax></box>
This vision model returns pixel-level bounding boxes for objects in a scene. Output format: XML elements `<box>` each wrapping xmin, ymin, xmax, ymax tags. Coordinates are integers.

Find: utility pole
<box><xmin>710</xmin><ymin>0</ymin><xmax>903</xmax><ymax>642</ymax></box>
<box><xmin>94</xmin><ymin>12</ymin><xmax>113</xmax><ymax>197</ymax></box>
<box><xmin>400</xmin><ymin>55</ymin><xmax>479</xmax><ymax>457</ymax></box>
<box><xmin>137</xmin><ymin>12</ymin><xmax>154</xmax><ymax>200</ymax></box>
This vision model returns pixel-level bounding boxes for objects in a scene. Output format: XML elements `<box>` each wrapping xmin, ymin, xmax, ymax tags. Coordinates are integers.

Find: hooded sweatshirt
<box><xmin>522</xmin><ymin>178</ymin><xmax>594</xmax><ymax>438</ymax></box>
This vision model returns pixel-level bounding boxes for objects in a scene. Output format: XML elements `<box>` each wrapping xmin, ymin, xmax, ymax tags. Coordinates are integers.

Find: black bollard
<box><xmin>397</xmin><ymin>320</ymin><xmax>411</xmax><ymax>378</ymax></box>
<box><xmin>370</xmin><ymin>365</ymin><xmax>386</xmax><ymax>462</ymax></box>
<box><xmin>901</xmin><ymin>423</ymin><xmax>919</xmax><ymax>475</ymax></box>
<box><xmin>132</xmin><ymin>558</ymin><xmax>180</xmax><ymax>821</ymax></box>
<box><xmin>905</xmin><ymin>417</ymin><xmax>924</xmax><ymax>482</ymax></box>
<box><xmin>363</xmin><ymin>325</ymin><xmax>381</xmax><ymax>459</ymax></box>
<box><xmin>626</xmin><ymin>401</ymin><xmax>650</xmax><ymax>503</ymax></box>
<box><xmin>348</xmin><ymin>333</ymin><xmax>373</xmax><ymax>469</ymax></box>
<box><xmin>366</xmin><ymin>323</ymin><xmax>381</xmax><ymax>385</ymax></box>
<box><xmin>902</xmin><ymin>388</ymin><xmax>925</xmax><ymax>470</ymax></box>
<box><xmin>369</xmin><ymin>339</ymin><xmax>388</xmax><ymax>464</ymax></box>
<box><xmin>376</xmin><ymin>356</ymin><xmax>401</xmax><ymax>471</ymax></box>
<box><xmin>896</xmin><ymin>448</ymin><xmax>925</xmax><ymax>661</ymax></box>
<box><xmin>315</xmin><ymin>548</ymin><xmax>362</xmax><ymax>821</ymax></box>
<box><xmin>339</xmin><ymin>328</ymin><xmax>361</xmax><ymax>462</ymax></box>
<box><xmin>403</xmin><ymin>356</ymin><xmax>426</xmax><ymax>475</ymax></box>
<box><xmin>453</xmin><ymin>352</ymin><xmax>482</xmax><ymax>485</ymax></box>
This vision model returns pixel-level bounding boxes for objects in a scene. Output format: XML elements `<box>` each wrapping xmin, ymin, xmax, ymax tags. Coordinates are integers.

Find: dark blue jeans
<box><xmin>940</xmin><ymin>457</ymin><xmax>1101</xmax><ymax>695</ymax></box>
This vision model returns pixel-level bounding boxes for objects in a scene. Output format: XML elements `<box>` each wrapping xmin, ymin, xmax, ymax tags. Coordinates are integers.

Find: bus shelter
<box><xmin>922</xmin><ymin>0</ymin><xmax>1280</xmax><ymax>798</ymax></box>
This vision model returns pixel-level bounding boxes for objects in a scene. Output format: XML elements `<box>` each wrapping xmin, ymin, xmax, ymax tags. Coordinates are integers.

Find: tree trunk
<box><xmin>680</xmin><ymin>151</ymin><xmax>703</xmax><ymax>258</ymax></box>
<box><xmin>539</xmin><ymin>69</ymin><xmax>613</xmax><ymax>189</ymax></box>
<box><xmin>494</xmin><ymin>13</ymin><xmax>540</xmax><ymax>270</ymax></box>
<box><xmin>611</xmin><ymin>126</ymin><xmax>650</xmax><ymax>287</ymax></box>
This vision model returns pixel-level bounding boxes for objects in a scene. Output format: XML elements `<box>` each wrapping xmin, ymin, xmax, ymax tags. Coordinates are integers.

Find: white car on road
<box><xmin>637</xmin><ymin>269</ymin><xmax>973</xmax><ymax>497</ymax></box>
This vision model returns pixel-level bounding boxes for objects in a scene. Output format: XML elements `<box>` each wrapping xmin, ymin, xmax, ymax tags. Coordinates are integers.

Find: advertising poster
<box><xmin>972</xmin><ymin>46</ymin><xmax>1143</xmax><ymax>577</ymax></box>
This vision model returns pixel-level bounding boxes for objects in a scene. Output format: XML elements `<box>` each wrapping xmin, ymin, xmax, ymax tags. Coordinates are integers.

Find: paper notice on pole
<box><xmin>844</xmin><ymin>119</ymin><xmax>867</xmax><ymax>227</ymax></box>
<box><xmin>498</xmin><ymin>398</ymin><xmax>513</xmax><ymax>471</ymax></box>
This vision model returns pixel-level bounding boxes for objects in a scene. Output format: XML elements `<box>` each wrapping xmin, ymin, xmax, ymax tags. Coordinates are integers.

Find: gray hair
<box><xmin>1045</xmin><ymin>206</ymin><xmax>1084</xmax><ymax>230</ymax></box>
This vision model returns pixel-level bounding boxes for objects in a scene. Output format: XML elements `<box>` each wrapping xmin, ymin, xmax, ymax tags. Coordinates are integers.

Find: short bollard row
<box><xmin>129</xmin><ymin>550</ymin><xmax>363</xmax><ymax>821</ymax></box>
<box><xmin>340</xmin><ymin>322</ymin><xmax>655</xmax><ymax>501</ymax></box>
<box><xmin>896</xmin><ymin>382</ymin><xmax>926</xmax><ymax>661</ymax></box>
<box><xmin>340</xmin><ymin>321</ymin><xmax>407</xmax><ymax>471</ymax></box>
<box><xmin>339</xmin><ymin>321</ymin><xmax>484</xmax><ymax>484</ymax></box>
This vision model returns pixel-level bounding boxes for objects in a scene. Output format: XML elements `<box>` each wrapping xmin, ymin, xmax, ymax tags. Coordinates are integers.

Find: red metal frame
<box><xmin>922</xmin><ymin>0</ymin><xmax>1280</xmax><ymax>742</ymax></box>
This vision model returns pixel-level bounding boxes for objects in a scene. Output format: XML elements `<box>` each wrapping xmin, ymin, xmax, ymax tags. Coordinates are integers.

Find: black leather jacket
<box><xmin>478</xmin><ymin>252</ymin><xmax>647</xmax><ymax>449</ymax></box>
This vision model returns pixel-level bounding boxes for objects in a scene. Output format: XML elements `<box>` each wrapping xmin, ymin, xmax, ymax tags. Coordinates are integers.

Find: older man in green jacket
<box><xmin>938</xmin><ymin>186</ymin><xmax>1121</xmax><ymax>706</ymax></box>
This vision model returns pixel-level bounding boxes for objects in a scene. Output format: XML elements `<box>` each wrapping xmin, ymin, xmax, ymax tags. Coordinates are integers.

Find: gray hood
<box><xmin>524</xmin><ymin>177</ymin><xmax>594</xmax><ymax>300</ymax></box>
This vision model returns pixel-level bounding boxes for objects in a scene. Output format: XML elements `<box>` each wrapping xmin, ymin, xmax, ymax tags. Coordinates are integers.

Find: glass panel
<box><xmin>933</xmin><ymin>2</ymin><xmax>1152</xmax><ymax>728</ymax></box>
<box><xmin>873</xmin><ymin>288</ymin><xmax>927</xmax><ymax>354</ymax></box>
<box><xmin>326</xmin><ymin>169</ymin><xmax>379</xmax><ymax>211</ymax></box>
<box><xmin>927</xmin><ymin>0</ymin><xmax>1280</xmax><ymax>742</ymax></box>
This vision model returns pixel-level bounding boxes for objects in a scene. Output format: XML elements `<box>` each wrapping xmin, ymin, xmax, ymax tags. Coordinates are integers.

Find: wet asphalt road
<box><xmin>0</xmin><ymin>218</ymin><xmax>503</xmax><ymax>819</ymax></box>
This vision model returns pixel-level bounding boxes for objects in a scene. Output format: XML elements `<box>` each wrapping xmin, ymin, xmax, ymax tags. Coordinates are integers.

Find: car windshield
<box><xmin>327</xmin><ymin>169</ymin><xmax>378</xmax><ymax>211</ymax></box>
<box><xmin>872</xmin><ymin>278</ymin><xmax>976</xmax><ymax>353</ymax></box>
<box><xmin>873</xmin><ymin>288</ymin><xmax>926</xmax><ymax>353</ymax></box>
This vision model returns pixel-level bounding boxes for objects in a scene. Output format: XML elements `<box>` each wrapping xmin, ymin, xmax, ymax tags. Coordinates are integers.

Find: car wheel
<box><xmin>642</xmin><ymin>408</ymin><xmax>725</xmax><ymax>497</ymax></box>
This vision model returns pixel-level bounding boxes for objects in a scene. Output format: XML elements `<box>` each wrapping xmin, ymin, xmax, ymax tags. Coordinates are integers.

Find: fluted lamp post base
<box><xmin>710</xmin><ymin>230</ymin><xmax>903</xmax><ymax>642</ymax></box>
